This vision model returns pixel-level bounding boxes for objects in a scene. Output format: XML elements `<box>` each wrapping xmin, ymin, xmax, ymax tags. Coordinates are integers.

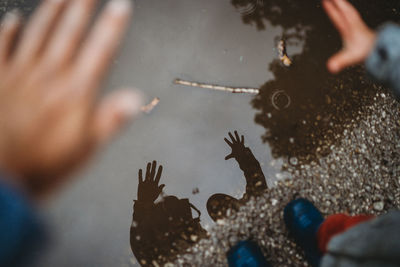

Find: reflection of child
<box><xmin>207</xmin><ymin>131</ymin><xmax>268</xmax><ymax>222</ymax></box>
<box><xmin>130</xmin><ymin>161</ymin><xmax>207</xmax><ymax>266</ymax></box>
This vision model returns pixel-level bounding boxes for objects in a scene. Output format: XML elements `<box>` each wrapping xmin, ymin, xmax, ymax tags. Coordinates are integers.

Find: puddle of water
<box><xmin>242</xmin><ymin>0</ymin><xmax>400</xmax><ymax>166</ymax></box>
<box><xmin>1</xmin><ymin>0</ymin><xmax>399</xmax><ymax>266</ymax></box>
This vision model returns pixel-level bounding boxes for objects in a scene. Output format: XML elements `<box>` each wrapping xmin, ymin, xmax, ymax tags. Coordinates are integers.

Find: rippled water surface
<box><xmin>1</xmin><ymin>0</ymin><xmax>399</xmax><ymax>266</ymax></box>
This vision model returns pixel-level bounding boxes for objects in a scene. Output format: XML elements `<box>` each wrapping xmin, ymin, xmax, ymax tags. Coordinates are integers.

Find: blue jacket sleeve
<box><xmin>0</xmin><ymin>177</ymin><xmax>46</xmax><ymax>267</ymax></box>
<box><xmin>366</xmin><ymin>23</ymin><xmax>400</xmax><ymax>98</ymax></box>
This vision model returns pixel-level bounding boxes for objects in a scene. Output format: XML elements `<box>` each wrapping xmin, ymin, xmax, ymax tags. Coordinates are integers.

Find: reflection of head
<box><xmin>207</xmin><ymin>194</ymin><xmax>241</xmax><ymax>222</ymax></box>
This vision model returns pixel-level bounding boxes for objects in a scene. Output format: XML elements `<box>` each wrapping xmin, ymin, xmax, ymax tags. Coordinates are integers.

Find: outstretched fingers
<box><xmin>228</xmin><ymin>132</ymin><xmax>235</xmax><ymax>142</ymax></box>
<box><xmin>324</xmin><ymin>0</ymin><xmax>375</xmax><ymax>73</ymax></box>
<box><xmin>0</xmin><ymin>11</ymin><xmax>22</xmax><ymax>64</ymax></box>
<box><xmin>91</xmin><ymin>89</ymin><xmax>143</xmax><ymax>145</ymax></box>
<box><xmin>327</xmin><ymin>49</ymin><xmax>354</xmax><ymax>73</ymax></box>
<box><xmin>138</xmin><ymin>169</ymin><xmax>143</xmax><ymax>183</ymax></box>
<box><xmin>154</xmin><ymin>165</ymin><xmax>163</xmax><ymax>184</ymax></box>
<box><xmin>145</xmin><ymin>162</ymin><xmax>151</xmax><ymax>180</ymax></box>
<box><xmin>334</xmin><ymin>0</ymin><xmax>362</xmax><ymax>25</ymax></box>
<box><xmin>224</xmin><ymin>137</ymin><xmax>233</xmax><ymax>146</ymax></box>
<box><xmin>225</xmin><ymin>153</ymin><xmax>234</xmax><ymax>160</ymax></box>
<box><xmin>74</xmin><ymin>0</ymin><xmax>132</xmax><ymax>96</ymax></box>
<box><xmin>150</xmin><ymin>160</ymin><xmax>157</xmax><ymax>180</ymax></box>
<box><xmin>225</xmin><ymin>131</ymin><xmax>244</xmax><ymax>159</ymax></box>
<box><xmin>158</xmin><ymin>184</ymin><xmax>165</xmax><ymax>193</ymax></box>
<box><xmin>13</xmin><ymin>0</ymin><xmax>66</xmax><ymax>65</ymax></box>
<box><xmin>323</xmin><ymin>0</ymin><xmax>350</xmax><ymax>38</ymax></box>
<box><xmin>43</xmin><ymin>0</ymin><xmax>97</xmax><ymax>68</ymax></box>
<box><xmin>234</xmin><ymin>131</ymin><xmax>240</xmax><ymax>142</ymax></box>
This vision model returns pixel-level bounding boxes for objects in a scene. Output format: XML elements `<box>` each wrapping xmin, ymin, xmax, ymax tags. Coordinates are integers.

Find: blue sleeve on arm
<box><xmin>0</xmin><ymin>178</ymin><xmax>46</xmax><ymax>267</ymax></box>
<box><xmin>366</xmin><ymin>23</ymin><xmax>400</xmax><ymax>98</ymax></box>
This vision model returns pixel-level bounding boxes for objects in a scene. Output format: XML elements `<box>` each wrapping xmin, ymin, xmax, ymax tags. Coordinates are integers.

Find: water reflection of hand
<box><xmin>137</xmin><ymin>161</ymin><xmax>165</xmax><ymax>203</ymax></box>
<box><xmin>323</xmin><ymin>0</ymin><xmax>376</xmax><ymax>73</ymax></box>
<box><xmin>224</xmin><ymin>131</ymin><xmax>245</xmax><ymax>160</ymax></box>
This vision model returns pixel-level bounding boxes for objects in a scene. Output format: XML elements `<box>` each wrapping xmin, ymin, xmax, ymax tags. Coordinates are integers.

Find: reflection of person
<box><xmin>130</xmin><ymin>161</ymin><xmax>207</xmax><ymax>266</ymax></box>
<box><xmin>207</xmin><ymin>131</ymin><xmax>268</xmax><ymax>221</ymax></box>
<box><xmin>130</xmin><ymin>135</ymin><xmax>268</xmax><ymax>265</ymax></box>
<box><xmin>0</xmin><ymin>0</ymin><xmax>143</xmax><ymax>266</ymax></box>
<box><xmin>224</xmin><ymin>131</ymin><xmax>268</xmax><ymax>196</ymax></box>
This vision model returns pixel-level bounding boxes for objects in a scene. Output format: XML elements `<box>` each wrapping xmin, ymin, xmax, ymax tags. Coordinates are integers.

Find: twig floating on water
<box><xmin>141</xmin><ymin>97</ymin><xmax>160</xmax><ymax>114</ymax></box>
<box><xmin>174</xmin><ymin>79</ymin><xmax>260</xmax><ymax>94</ymax></box>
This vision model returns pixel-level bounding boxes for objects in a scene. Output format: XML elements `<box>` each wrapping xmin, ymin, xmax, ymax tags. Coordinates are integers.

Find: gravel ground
<box><xmin>173</xmin><ymin>85</ymin><xmax>400</xmax><ymax>266</ymax></box>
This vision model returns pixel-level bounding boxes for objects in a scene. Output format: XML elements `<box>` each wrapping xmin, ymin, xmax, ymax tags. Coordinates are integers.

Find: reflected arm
<box><xmin>224</xmin><ymin>131</ymin><xmax>268</xmax><ymax>197</ymax></box>
<box><xmin>235</xmin><ymin>147</ymin><xmax>268</xmax><ymax>196</ymax></box>
<box><xmin>131</xmin><ymin>200</ymin><xmax>155</xmax><ymax>226</ymax></box>
<box><xmin>130</xmin><ymin>161</ymin><xmax>164</xmax><ymax>264</ymax></box>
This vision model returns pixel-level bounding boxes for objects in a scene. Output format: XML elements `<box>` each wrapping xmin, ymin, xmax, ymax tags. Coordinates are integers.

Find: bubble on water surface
<box><xmin>271</xmin><ymin>90</ymin><xmax>291</xmax><ymax>110</ymax></box>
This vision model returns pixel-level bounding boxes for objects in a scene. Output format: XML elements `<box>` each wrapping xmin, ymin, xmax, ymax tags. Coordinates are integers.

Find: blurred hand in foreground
<box><xmin>0</xmin><ymin>0</ymin><xmax>143</xmax><ymax>197</ymax></box>
<box><xmin>323</xmin><ymin>0</ymin><xmax>376</xmax><ymax>73</ymax></box>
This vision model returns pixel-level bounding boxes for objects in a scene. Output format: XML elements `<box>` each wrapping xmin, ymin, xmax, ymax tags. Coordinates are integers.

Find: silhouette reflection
<box><xmin>130</xmin><ymin>161</ymin><xmax>207</xmax><ymax>266</ymax></box>
<box><xmin>208</xmin><ymin>131</ymin><xmax>268</xmax><ymax>221</ymax></box>
<box><xmin>231</xmin><ymin>0</ymin><xmax>400</xmax><ymax>166</ymax></box>
<box><xmin>130</xmin><ymin>132</ymin><xmax>267</xmax><ymax>265</ymax></box>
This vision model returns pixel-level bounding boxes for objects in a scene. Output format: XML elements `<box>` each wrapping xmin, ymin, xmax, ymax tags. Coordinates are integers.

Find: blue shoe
<box><xmin>227</xmin><ymin>240</ymin><xmax>271</xmax><ymax>267</ymax></box>
<box><xmin>284</xmin><ymin>198</ymin><xmax>324</xmax><ymax>267</ymax></box>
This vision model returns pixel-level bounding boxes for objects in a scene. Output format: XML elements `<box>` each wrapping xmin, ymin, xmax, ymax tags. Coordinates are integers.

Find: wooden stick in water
<box><xmin>141</xmin><ymin>97</ymin><xmax>160</xmax><ymax>114</ymax></box>
<box><xmin>174</xmin><ymin>79</ymin><xmax>259</xmax><ymax>94</ymax></box>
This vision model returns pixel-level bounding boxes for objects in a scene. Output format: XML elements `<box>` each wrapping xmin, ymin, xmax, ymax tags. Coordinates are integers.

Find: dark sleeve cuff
<box><xmin>0</xmin><ymin>177</ymin><xmax>45</xmax><ymax>266</ymax></box>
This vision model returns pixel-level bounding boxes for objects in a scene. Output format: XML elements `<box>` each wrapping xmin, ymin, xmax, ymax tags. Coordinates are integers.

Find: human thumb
<box><xmin>92</xmin><ymin>89</ymin><xmax>144</xmax><ymax>145</ymax></box>
<box><xmin>327</xmin><ymin>49</ymin><xmax>356</xmax><ymax>74</ymax></box>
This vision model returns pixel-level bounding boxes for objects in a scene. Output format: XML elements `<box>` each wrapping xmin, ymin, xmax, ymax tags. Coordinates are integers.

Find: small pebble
<box><xmin>373</xmin><ymin>201</ymin><xmax>384</xmax><ymax>211</ymax></box>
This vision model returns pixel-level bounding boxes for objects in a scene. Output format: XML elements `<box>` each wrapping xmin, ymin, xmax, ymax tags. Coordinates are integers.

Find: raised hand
<box><xmin>322</xmin><ymin>0</ymin><xmax>376</xmax><ymax>73</ymax></box>
<box><xmin>0</xmin><ymin>0</ymin><xmax>143</xmax><ymax>197</ymax></box>
<box><xmin>137</xmin><ymin>161</ymin><xmax>165</xmax><ymax>203</ymax></box>
<box><xmin>224</xmin><ymin>131</ymin><xmax>245</xmax><ymax>160</ymax></box>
